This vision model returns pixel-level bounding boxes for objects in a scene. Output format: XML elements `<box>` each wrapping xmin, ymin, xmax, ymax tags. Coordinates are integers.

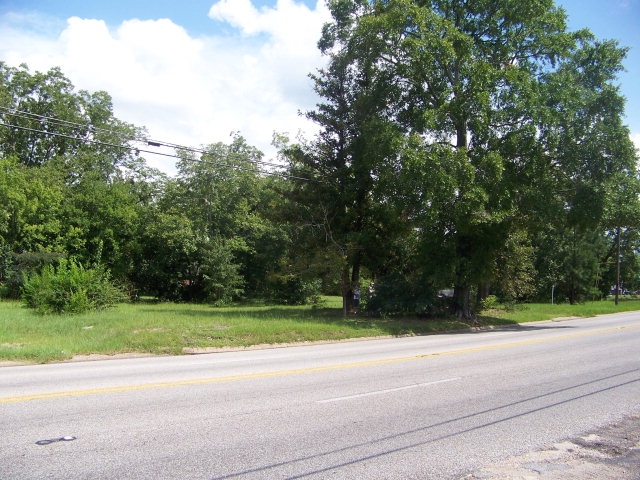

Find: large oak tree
<box><xmin>308</xmin><ymin>0</ymin><xmax>637</xmax><ymax>316</ymax></box>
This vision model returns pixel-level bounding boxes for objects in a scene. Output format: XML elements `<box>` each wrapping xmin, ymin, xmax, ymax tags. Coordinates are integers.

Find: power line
<box><xmin>0</xmin><ymin>104</ymin><xmax>325</xmax><ymax>182</ymax></box>
<box><xmin>0</xmin><ymin>106</ymin><xmax>290</xmax><ymax>172</ymax></box>
<box><xmin>0</xmin><ymin>105</ymin><xmax>126</xmax><ymax>140</ymax></box>
<box><xmin>0</xmin><ymin>120</ymin><xmax>321</xmax><ymax>183</ymax></box>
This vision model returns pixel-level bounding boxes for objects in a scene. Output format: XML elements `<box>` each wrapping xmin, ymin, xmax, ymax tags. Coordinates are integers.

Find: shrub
<box><xmin>366</xmin><ymin>274</ymin><xmax>448</xmax><ymax>318</ymax></box>
<box><xmin>479</xmin><ymin>295</ymin><xmax>499</xmax><ymax>310</ymax></box>
<box><xmin>269</xmin><ymin>276</ymin><xmax>322</xmax><ymax>305</ymax></box>
<box><xmin>0</xmin><ymin>248</ymin><xmax>65</xmax><ymax>299</ymax></box>
<box><xmin>21</xmin><ymin>259</ymin><xmax>127</xmax><ymax>314</ymax></box>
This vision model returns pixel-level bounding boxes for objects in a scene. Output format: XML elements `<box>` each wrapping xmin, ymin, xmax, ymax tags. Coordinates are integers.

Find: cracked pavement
<box><xmin>461</xmin><ymin>414</ymin><xmax>640</xmax><ymax>479</ymax></box>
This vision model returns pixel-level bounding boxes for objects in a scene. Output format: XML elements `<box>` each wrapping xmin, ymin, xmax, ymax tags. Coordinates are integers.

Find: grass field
<box><xmin>2</xmin><ymin>296</ymin><xmax>639</xmax><ymax>364</ymax></box>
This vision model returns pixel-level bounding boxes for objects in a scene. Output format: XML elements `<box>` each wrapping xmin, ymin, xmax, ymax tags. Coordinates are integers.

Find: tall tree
<box><xmin>145</xmin><ymin>135</ymin><xmax>282</xmax><ymax>303</ymax></box>
<box><xmin>0</xmin><ymin>63</ymin><xmax>143</xmax><ymax>177</ymax></box>
<box><xmin>0</xmin><ymin>156</ymin><xmax>64</xmax><ymax>252</ymax></box>
<box><xmin>0</xmin><ymin>63</ymin><xmax>161</xmax><ymax>296</ymax></box>
<box><xmin>317</xmin><ymin>0</ymin><xmax>637</xmax><ymax>317</ymax></box>
<box><xmin>285</xmin><ymin>6</ymin><xmax>411</xmax><ymax>315</ymax></box>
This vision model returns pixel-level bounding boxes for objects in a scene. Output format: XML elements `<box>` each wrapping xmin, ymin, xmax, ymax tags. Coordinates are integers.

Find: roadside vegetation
<box><xmin>2</xmin><ymin>296</ymin><xmax>640</xmax><ymax>364</ymax></box>
<box><xmin>2</xmin><ymin>0</ymin><xmax>639</xmax><ymax>355</ymax></box>
<box><xmin>478</xmin><ymin>296</ymin><xmax>640</xmax><ymax>323</ymax></box>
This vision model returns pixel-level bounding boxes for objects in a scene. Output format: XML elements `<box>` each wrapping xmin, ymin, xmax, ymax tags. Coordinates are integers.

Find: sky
<box><xmin>0</xmin><ymin>0</ymin><xmax>638</xmax><ymax>175</ymax></box>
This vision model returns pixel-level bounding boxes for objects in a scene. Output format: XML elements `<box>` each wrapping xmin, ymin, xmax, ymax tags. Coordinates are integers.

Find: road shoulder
<box><xmin>461</xmin><ymin>414</ymin><xmax>640</xmax><ymax>479</ymax></box>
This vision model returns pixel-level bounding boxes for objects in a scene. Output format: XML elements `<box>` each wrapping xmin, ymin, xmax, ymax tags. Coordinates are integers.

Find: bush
<box><xmin>268</xmin><ymin>276</ymin><xmax>322</xmax><ymax>305</ymax></box>
<box><xmin>366</xmin><ymin>274</ymin><xmax>448</xmax><ymax>318</ymax></box>
<box><xmin>21</xmin><ymin>259</ymin><xmax>127</xmax><ymax>314</ymax></box>
<box><xmin>0</xmin><ymin>249</ymin><xmax>65</xmax><ymax>299</ymax></box>
<box><xmin>479</xmin><ymin>295</ymin><xmax>499</xmax><ymax>310</ymax></box>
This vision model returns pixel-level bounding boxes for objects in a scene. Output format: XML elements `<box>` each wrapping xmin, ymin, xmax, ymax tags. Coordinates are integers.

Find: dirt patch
<box><xmin>461</xmin><ymin>414</ymin><xmax>640</xmax><ymax>479</ymax></box>
<box><xmin>64</xmin><ymin>352</ymin><xmax>158</xmax><ymax>362</ymax></box>
<box><xmin>181</xmin><ymin>335</ymin><xmax>394</xmax><ymax>354</ymax></box>
<box><xmin>0</xmin><ymin>360</ymin><xmax>28</xmax><ymax>367</ymax></box>
<box><xmin>551</xmin><ymin>316</ymin><xmax>582</xmax><ymax>322</ymax></box>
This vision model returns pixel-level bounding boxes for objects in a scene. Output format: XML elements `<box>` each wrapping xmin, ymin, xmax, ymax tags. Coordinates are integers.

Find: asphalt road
<box><xmin>1</xmin><ymin>312</ymin><xmax>639</xmax><ymax>479</ymax></box>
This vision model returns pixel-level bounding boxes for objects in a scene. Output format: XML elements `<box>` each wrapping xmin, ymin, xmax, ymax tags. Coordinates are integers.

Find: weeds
<box><xmin>2</xmin><ymin>296</ymin><xmax>639</xmax><ymax>363</ymax></box>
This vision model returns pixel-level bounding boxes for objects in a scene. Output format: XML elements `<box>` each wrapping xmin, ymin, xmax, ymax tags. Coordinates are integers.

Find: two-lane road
<box><xmin>1</xmin><ymin>313</ymin><xmax>639</xmax><ymax>479</ymax></box>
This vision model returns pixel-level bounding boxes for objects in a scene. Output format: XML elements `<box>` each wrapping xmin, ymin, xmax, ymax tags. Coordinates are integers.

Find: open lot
<box><xmin>2</xmin><ymin>296</ymin><xmax>640</xmax><ymax>364</ymax></box>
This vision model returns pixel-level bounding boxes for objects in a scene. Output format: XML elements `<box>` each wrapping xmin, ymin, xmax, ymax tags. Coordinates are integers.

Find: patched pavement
<box><xmin>461</xmin><ymin>414</ymin><xmax>640</xmax><ymax>479</ymax></box>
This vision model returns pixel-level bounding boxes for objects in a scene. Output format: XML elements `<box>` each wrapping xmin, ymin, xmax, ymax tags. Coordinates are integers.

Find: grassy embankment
<box><xmin>1</xmin><ymin>296</ymin><xmax>639</xmax><ymax>364</ymax></box>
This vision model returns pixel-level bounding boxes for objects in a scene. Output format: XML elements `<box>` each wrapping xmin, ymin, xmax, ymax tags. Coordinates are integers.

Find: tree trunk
<box><xmin>341</xmin><ymin>266</ymin><xmax>350</xmax><ymax>318</ymax></box>
<box><xmin>452</xmin><ymin>75</ymin><xmax>472</xmax><ymax>320</ymax></box>
<box><xmin>453</xmin><ymin>285</ymin><xmax>474</xmax><ymax>320</ymax></box>
<box><xmin>341</xmin><ymin>258</ymin><xmax>361</xmax><ymax>316</ymax></box>
<box><xmin>477</xmin><ymin>281</ymin><xmax>491</xmax><ymax>305</ymax></box>
<box><xmin>476</xmin><ymin>281</ymin><xmax>491</xmax><ymax>312</ymax></box>
<box><xmin>452</xmin><ymin>232</ymin><xmax>476</xmax><ymax>320</ymax></box>
<box><xmin>351</xmin><ymin>261</ymin><xmax>360</xmax><ymax>295</ymax></box>
<box><xmin>615</xmin><ymin>226</ymin><xmax>620</xmax><ymax>306</ymax></box>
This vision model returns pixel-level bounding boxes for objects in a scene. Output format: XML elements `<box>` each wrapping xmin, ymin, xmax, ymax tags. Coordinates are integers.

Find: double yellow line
<box><xmin>2</xmin><ymin>323</ymin><xmax>638</xmax><ymax>404</ymax></box>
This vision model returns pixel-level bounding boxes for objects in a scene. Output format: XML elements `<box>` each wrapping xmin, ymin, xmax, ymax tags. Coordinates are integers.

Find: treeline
<box><xmin>0</xmin><ymin>62</ymin><xmax>305</xmax><ymax>306</ymax></box>
<box><xmin>1</xmin><ymin>1</ymin><xmax>639</xmax><ymax>317</ymax></box>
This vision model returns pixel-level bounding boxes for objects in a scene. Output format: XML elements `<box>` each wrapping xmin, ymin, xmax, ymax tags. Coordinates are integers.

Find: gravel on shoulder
<box><xmin>460</xmin><ymin>414</ymin><xmax>640</xmax><ymax>479</ymax></box>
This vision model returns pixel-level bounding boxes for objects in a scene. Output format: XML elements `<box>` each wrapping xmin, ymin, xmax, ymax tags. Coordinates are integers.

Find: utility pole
<box><xmin>616</xmin><ymin>226</ymin><xmax>621</xmax><ymax>306</ymax></box>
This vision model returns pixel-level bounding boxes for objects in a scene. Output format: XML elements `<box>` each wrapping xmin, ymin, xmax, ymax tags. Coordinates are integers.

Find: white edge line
<box><xmin>317</xmin><ymin>377</ymin><xmax>461</xmax><ymax>404</ymax></box>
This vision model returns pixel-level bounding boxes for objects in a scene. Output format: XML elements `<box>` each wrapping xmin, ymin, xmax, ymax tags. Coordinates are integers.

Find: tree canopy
<box><xmin>1</xmin><ymin>1</ymin><xmax>639</xmax><ymax>316</ymax></box>
<box><xmin>282</xmin><ymin>0</ymin><xmax>639</xmax><ymax>316</ymax></box>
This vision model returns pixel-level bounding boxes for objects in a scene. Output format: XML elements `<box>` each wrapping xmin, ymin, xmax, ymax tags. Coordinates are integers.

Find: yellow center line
<box><xmin>2</xmin><ymin>323</ymin><xmax>639</xmax><ymax>404</ymax></box>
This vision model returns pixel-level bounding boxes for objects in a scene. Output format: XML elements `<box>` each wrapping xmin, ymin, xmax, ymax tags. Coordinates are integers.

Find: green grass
<box><xmin>2</xmin><ymin>296</ymin><xmax>640</xmax><ymax>364</ymax></box>
<box><xmin>478</xmin><ymin>296</ymin><xmax>640</xmax><ymax>323</ymax></box>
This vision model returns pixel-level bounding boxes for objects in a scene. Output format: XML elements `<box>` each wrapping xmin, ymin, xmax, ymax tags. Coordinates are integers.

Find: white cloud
<box><xmin>632</xmin><ymin>132</ymin><xmax>640</xmax><ymax>153</ymax></box>
<box><xmin>0</xmin><ymin>1</ymin><xmax>331</xmax><ymax>174</ymax></box>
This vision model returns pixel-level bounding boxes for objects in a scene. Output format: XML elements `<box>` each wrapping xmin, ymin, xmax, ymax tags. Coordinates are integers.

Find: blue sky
<box><xmin>1</xmin><ymin>0</ymin><xmax>319</xmax><ymax>35</ymax></box>
<box><xmin>558</xmin><ymin>0</ymin><xmax>639</xmax><ymax>132</ymax></box>
<box><xmin>0</xmin><ymin>0</ymin><xmax>638</xmax><ymax>173</ymax></box>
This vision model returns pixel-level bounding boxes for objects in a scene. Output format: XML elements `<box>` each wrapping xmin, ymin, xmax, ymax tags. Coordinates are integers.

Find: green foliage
<box><xmin>0</xmin><ymin>157</ymin><xmax>65</xmax><ymax>252</ymax></box>
<box><xmin>21</xmin><ymin>259</ymin><xmax>126</xmax><ymax>314</ymax></box>
<box><xmin>0</xmin><ymin>248</ymin><xmax>64</xmax><ymax>299</ymax></box>
<box><xmin>493</xmin><ymin>229</ymin><xmax>537</xmax><ymax>302</ymax></box>
<box><xmin>533</xmin><ymin>228</ymin><xmax>608</xmax><ymax>304</ymax></box>
<box><xmin>0</xmin><ymin>242</ymin><xmax>13</xmax><ymax>298</ymax></box>
<box><xmin>283</xmin><ymin>19</ymin><xmax>412</xmax><ymax>309</ymax></box>
<box><xmin>197</xmin><ymin>237</ymin><xmax>245</xmax><ymax>305</ymax></box>
<box><xmin>268</xmin><ymin>276</ymin><xmax>323</xmax><ymax>306</ymax></box>
<box><xmin>366</xmin><ymin>273</ymin><xmax>449</xmax><ymax>318</ymax></box>
<box><xmin>3</xmin><ymin>44</ymin><xmax>638</xmax><ymax>316</ymax></box>
<box><xmin>60</xmin><ymin>171</ymin><xmax>143</xmax><ymax>278</ymax></box>
<box><xmin>479</xmin><ymin>295</ymin><xmax>499</xmax><ymax>311</ymax></box>
<box><xmin>300</xmin><ymin>0</ymin><xmax>639</xmax><ymax>317</ymax></box>
<box><xmin>133</xmin><ymin>135</ymin><xmax>288</xmax><ymax>304</ymax></box>
<box><xmin>0</xmin><ymin>62</ymin><xmax>142</xmax><ymax>171</ymax></box>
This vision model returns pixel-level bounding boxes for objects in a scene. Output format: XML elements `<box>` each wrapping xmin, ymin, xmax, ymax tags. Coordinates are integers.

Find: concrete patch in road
<box><xmin>461</xmin><ymin>414</ymin><xmax>640</xmax><ymax>479</ymax></box>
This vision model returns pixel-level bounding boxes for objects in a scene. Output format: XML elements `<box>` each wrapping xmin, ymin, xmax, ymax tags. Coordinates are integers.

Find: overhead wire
<box><xmin>0</xmin><ymin>105</ymin><xmax>287</xmax><ymax>170</ymax></box>
<box><xmin>0</xmin><ymin>107</ymin><xmax>322</xmax><ymax>183</ymax></box>
<box><xmin>0</xmin><ymin>121</ymin><xmax>318</xmax><ymax>183</ymax></box>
